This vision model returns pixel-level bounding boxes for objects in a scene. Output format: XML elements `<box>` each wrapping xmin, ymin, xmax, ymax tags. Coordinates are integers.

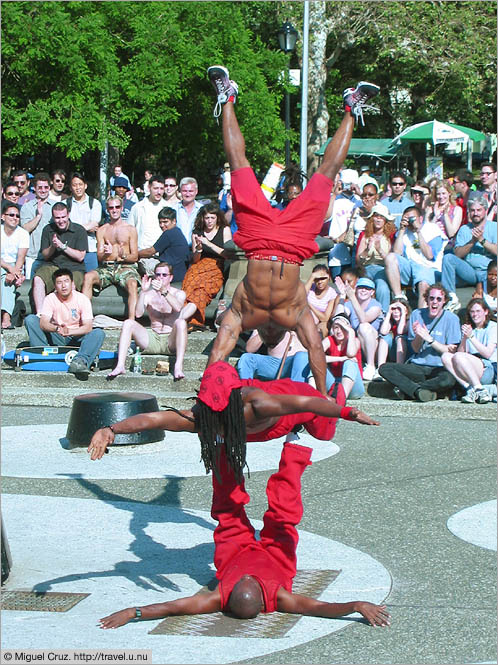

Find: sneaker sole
<box><xmin>416</xmin><ymin>389</ymin><xmax>437</xmax><ymax>402</ymax></box>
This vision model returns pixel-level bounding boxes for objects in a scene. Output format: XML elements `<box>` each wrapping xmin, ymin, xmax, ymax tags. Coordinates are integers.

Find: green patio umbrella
<box><xmin>392</xmin><ymin>120</ymin><xmax>485</xmax><ymax>146</ymax></box>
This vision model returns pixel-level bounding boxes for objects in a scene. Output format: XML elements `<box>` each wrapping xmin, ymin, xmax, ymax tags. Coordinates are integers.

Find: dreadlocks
<box><xmin>195</xmin><ymin>388</ymin><xmax>247</xmax><ymax>482</ymax></box>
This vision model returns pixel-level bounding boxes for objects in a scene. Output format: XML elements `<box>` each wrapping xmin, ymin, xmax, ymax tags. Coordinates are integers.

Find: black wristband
<box><xmin>135</xmin><ymin>607</ymin><xmax>142</xmax><ymax>619</ymax></box>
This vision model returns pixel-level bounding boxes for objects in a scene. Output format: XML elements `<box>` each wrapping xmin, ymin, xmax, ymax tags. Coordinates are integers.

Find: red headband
<box><xmin>197</xmin><ymin>361</ymin><xmax>242</xmax><ymax>411</ymax></box>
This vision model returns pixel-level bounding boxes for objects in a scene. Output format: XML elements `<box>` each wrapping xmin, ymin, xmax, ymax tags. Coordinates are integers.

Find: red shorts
<box><xmin>232</xmin><ymin>168</ymin><xmax>333</xmax><ymax>263</ymax></box>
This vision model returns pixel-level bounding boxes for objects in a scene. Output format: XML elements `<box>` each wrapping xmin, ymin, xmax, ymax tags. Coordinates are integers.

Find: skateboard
<box><xmin>3</xmin><ymin>346</ymin><xmax>118</xmax><ymax>372</ymax></box>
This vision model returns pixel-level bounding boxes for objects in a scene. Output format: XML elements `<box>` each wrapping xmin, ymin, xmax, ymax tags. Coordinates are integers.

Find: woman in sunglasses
<box><xmin>305</xmin><ymin>264</ymin><xmax>337</xmax><ymax>338</ymax></box>
<box><xmin>1</xmin><ymin>204</ymin><xmax>28</xmax><ymax>329</ymax></box>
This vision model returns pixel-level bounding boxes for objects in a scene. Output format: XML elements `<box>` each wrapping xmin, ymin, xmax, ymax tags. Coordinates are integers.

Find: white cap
<box><xmin>340</xmin><ymin>169</ymin><xmax>359</xmax><ymax>186</ymax></box>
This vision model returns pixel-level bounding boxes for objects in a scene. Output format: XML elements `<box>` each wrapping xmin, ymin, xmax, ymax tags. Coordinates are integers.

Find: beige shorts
<box><xmin>145</xmin><ymin>329</ymin><xmax>172</xmax><ymax>355</ymax></box>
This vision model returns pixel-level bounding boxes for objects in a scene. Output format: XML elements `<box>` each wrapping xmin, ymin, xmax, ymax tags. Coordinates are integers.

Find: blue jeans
<box><xmin>24</xmin><ymin>314</ymin><xmax>105</xmax><ymax>367</ymax></box>
<box><xmin>364</xmin><ymin>264</ymin><xmax>390</xmax><ymax>313</ymax></box>
<box><xmin>237</xmin><ymin>351</ymin><xmax>309</xmax><ymax>383</ymax></box>
<box><xmin>326</xmin><ymin>359</ymin><xmax>365</xmax><ymax>399</ymax></box>
<box><xmin>395</xmin><ymin>254</ymin><xmax>441</xmax><ymax>288</ymax></box>
<box><xmin>441</xmin><ymin>253</ymin><xmax>488</xmax><ymax>293</ymax></box>
<box><xmin>84</xmin><ymin>252</ymin><xmax>99</xmax><ymax>272</ymax></box>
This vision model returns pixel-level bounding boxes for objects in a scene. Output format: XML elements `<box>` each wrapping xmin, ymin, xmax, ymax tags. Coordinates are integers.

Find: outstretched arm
<box><xmin>100</xmin><ymin>589</ymin><xmax>221</xmax><ymax>630</ymax></box>
<box><xmin>87</xmin><ymin>409</ymin><xmax>196</xmax><ymax>460</ymax></box>
<box><xmin>249</xmin><ymin>390</ymin><xmax>379</xmax><ymax>426</ymax></box>
<box><xmin>276</xmin><ymin>589</ymin><xmax>390</xmax><ymax>627</ymax></box>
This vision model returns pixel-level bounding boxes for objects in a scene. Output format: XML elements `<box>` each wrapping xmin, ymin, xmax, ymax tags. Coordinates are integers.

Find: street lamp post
<box><xmin>278</xmin><ymin>21</ymin><xmax>298</xmax><ymax>166</ymax></box>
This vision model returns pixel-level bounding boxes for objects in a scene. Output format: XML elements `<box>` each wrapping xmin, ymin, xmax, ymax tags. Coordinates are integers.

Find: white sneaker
<box><xmin>461</xmin><ymin>386</ymin><xmax>477</xmax><ymax>403</ymax></box>
<box><xmin>446</xmin><ymin>292</ymin><xmax>461</xmax><ymax>313</ymax></box>
<box><xmin>362</xmin><ymin>365</ymin><xmax>376</xmax><ymax>381</ymax></box>
<box><xmin>475</xmin><ymin>387</ymin><xmax>491</xmax><ymax>404</ymax></box>
<box><xmin>372</xmin><ymin>369</ymin><xmax>384</xmax><ymax>382</ymax></box>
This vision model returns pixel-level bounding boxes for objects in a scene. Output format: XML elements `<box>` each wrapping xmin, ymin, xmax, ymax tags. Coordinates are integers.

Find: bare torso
<box><xmin>97</xmin><ymin>220</ymin><xmax>137</xmax><ymax>262</ymax></box>
<box><xmin>145</xmin><ymin>286</ymin><xmax>183</xmax><ymax>334</ymax></box>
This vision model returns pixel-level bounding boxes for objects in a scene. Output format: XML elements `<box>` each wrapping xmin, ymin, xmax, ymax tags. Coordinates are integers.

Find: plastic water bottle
<box><xmin>133</xmin><ymin>347</ymin><xmax>142</xmax><ymax>374</ymax></box>
<box><xmin>260</xmin><ymin>162</ymin><xmax>285</xmax><ymax>200</ymax></box>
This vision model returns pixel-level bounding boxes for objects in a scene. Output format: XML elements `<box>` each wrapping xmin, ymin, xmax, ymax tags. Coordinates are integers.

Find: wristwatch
<box><xmin>135</xmin><ymin>607</ymin><xmax>142</xmax><ymax>619</ymax></box>
<box><xmin>62</xmin><ymin>242</ymin><xmax>68</xmax><ymax>250</ymax></box>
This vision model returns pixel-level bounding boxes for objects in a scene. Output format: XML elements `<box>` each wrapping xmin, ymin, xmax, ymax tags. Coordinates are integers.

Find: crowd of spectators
<box><xmin>1</xmin><ymin>161</ymin><xmax>496</xmax><ymax>403</ymax></box>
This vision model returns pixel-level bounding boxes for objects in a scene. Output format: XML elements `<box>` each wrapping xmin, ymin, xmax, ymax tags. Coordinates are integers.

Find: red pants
<box><xmin>232</xmin><ymin>168</ymin><xmax>333</xmax><ymax>263</ymax></box>
<box><xmin>211</xmin><ymin>443</ymin><xmax>312</xmax><ymax>612</ymax></box>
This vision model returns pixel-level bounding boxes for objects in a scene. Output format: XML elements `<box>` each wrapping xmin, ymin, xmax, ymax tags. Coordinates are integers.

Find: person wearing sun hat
<box><xmin>356</xmin><ymin>202</ymin><xmax>396</xmax><ymax>313</ymax></box>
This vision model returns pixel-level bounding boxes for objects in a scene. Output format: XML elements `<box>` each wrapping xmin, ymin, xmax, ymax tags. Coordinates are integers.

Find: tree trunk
<box><xmin>306</xmin><ymin>1</ymin><xmax>330</xmax><ymax>177</ymax></box>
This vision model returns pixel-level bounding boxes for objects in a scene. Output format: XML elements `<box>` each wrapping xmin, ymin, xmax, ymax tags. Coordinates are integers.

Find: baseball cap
<box><xmin>356</xmin><ymin>277</ymin><xmax>376</xmax><ymax>290</ymax></box>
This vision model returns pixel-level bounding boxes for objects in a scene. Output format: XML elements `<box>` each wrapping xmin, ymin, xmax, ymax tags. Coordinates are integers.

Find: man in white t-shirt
<box><xmin>24</xmin><ymin>268</ymin><xmax>105</xmax><ymax>378</ymax></box>
<box><xmin>67</xmin><ymin>172</ymin><xmax>102</xmax><ymax>273</ymax></box>
<box><xmin>128</xmin><ymin>174</ymin><xmax>166</xmax><ymax>274</ymax></box>
<box><xmin>1</xmin><ymin>203</ymin><xmax>29</xmax><ymax>329</ymax></box>
<box><xmin>384</xmin><ymin>206</ymin><xmax>447</xmax><ymax>308</ymax></box>
<box><xmin>326</xmin><ymin>169</ymin><xmax>362</xmax><ymax>278</ymax></box>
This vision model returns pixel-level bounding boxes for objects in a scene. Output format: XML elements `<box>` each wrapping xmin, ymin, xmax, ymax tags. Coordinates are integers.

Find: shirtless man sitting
<box><xmin>82</xmin><ymin>196</ymin><xmax>140</xmax><ymax>319</ymax></box>
<box><xmin>107</xmin><ymin>262</ymin><xmax>187</xmax><ymax>380</ymax></box>
<box><xmin>206</xmin><ymin>66</ymin><xmax>380</xmax><ymax>396</ymax></box>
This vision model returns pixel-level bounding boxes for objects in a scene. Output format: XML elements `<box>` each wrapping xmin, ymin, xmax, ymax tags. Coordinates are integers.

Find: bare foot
<box><xmin>173</xmin><ymin>364</ymin><xmax>185</xmax><ymax>381</ymax></box>
<box><xmin>107</xmin><ymin>367</ymin><xmax>126</xmax><ymax>381</ymax></box>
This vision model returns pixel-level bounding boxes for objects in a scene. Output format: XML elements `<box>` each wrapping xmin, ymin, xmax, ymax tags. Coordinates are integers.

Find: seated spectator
<box><xmin>332</xmin><ymin>266</ymin><xmax>364</xmax><ymax>316</ymax></box>
<box><xmin>335</xmin><ymin>276</ymin><xmax>382</xmax><ymax>381</ymax></box>
<box><xmin>48</xmin><ymin>169</ymin><xmax>69</xmax><ymax>203</ymax></box>
<box><xmin>181</xmin><ymin>204</ymin><xmax>232</xmax><ymax>332</ymax></box>
<box><xmin>473</xmin><ymin>260</ymin><xmax>497</xmax><ymax>318</ymax></box>
<box><xmin>20</xmin><ymin>172</ymin><xmax>55</xmax><ymax>278</ymax></box>
<box><xmin>138</xmin><ymin>207</ymin><xmax>190</xmax><ymax>285</ymax></box>
<box><xmin>112</xmin><ymin>177</ymin><xmax>136</xmax><ymax>222</ymax></box>
<box><xmin>273</xmin><ymin>165</ymin><xmax>304</xmax><ymax>210</ymax></box>
<box><xmin>24</xmin><ymin>268</ymin><xmax>105</xmax><ymax>378</ymax></box>
<box><xmin>108</xmin><ymin>164</ymin><xmax>131</xmax><ymax>196</ymax></box>
<box><xmin>409</xmin><ymin>181</ymin><xmax>430</xmax><ymax>215</ymax></box>
<box><xmin>383</xmin><ymin>172</ymin><xmax>413</xmax><ymax>229</ymax></box>
<box><xmin>375</xmin><ymin>297</ymin><xmax>412</xmax><ymax>375</ymax></box>
<box><xmin>163</xmin><ymin>176</ymin><xmax>182</xmax><ymax>206</ymax></box>
<box><xmin>378</xmin><ymin>283</ymin><xmax>461</xmax><ymax>401</ymax></box>
<box><xmin>425</xmin><ymin>180</ymin><xmax>462</xmax><ymax>249</ymax></box>
<box><xmin>384</xmin><ymin>205</ymin><xmax>447</xmax><ymax>309</ymax></box>
<box><xmin>478</xmin><ymin>162</ymin><xmax>496</xmax><ymax>222</ymax></box>
<box><xmin>326</xmin><ymin>170</ymin><xmax>361</xmax><ymax>278</ymax></box>
<box><xmin>305</xmin><ymin>264</ymin><xmax>337</xmax><ymax>338</ymax></box>
<box><xmin>82</xmin><ymin>197</ymin><xmax>140</xmax><ymax>319</ymax></box>
<box><xmin>12</xmin><ymin>170</ymin><xmax>35</xmax><ymax>206</ymax></box>
<box><xmin>174</xmin><ymin>177</ymin><xmax>203</xmax><ymax>246</ymax></box>
<box><xmin>441</xmin><ymin>196</ymin><xmax>497</xmax><ymax>312</ymax></box>
<box><xmin>312</xmin><ymin>312</ymin><xmax>364</xmax><ymax>400</ymax></box>
<box><xmin>107</xmin><ymin>263</ymin><xmax>187</xmax><ymax>381</ymax></box>
<box><xmin>344</xmin><ymin>182</ymin><xmax>379</xmax><ymax>257</ymax></box>
<box><xmin>453</xmin><ymin>169</ymin><xmax>473</xmax><ymax>226</ymax></box>
<box><xmin>441</xmin><ymin>298</ymin><xmax>496</xmax><ymax>404</ymax></box>
<box><xmin>67</xmin><ymin>172</ymin><xmax>102</xmax><ymax>272</ymax></box>
<box><xmin>237</xmin><ymin>329</ymin><xmax>309</xmax><ymax>383</ymax></box>
<box><xmin>31</xmin><ymin>202</ymin><xmax>87</xmax><ymax>313</ymax></box>
<box><xmin>2</xmin><ymin>181</ymin><xmax>21</xmax><ymax>209</ymax></box>
<box><xmin>1</xmin><ymin>203</ymin><xmax>28</xmax><ymax>329</ymax></box>
<box><xmin>355</xmin><ymin>202</ymin><xmax>396</xmax><ymax>314</ymax></box>
<box><xmin>128</xmin><ymin>174</ymin><xmax>165</xmax><ymax>274</ymax></box>
<box><xmin>358</xmin><ymin>165</ymin><xmax>378</xmax><ymax>191</ymax></box>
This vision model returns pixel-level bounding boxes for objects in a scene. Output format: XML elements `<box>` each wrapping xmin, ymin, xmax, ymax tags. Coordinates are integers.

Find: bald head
<box><xmin>228</xmin><ymin>575</ymin><xmax>264</xmax><ymax>619</ymax></box>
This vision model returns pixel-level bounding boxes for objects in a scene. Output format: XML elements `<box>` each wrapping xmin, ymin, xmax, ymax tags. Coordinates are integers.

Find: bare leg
<box><xmin>384</xmin><ymin>253</ymin><xmax>402</xmax><ymax>296</ymax></box>
<box><xmin>357</xmin><ymin>322</ymin><xmax>378</xmax><ymax>368</ymax></box>
<box><xmin>417</xmin><ymin>281</ymin><xmax>429</xmax><ymax>309</ymax></box>
<box><xmin>32</xmin><ymin>276</ymin><xmax>47</xmax><ymax>314</ymax></box>
<box><xmin>179</xmin><ymin>302</ymin><xmax>197</xmax><ymax>321</ymax></box>
<box><xmin>221</xmin><ymin>102</ymin><xmax>250</xmax><ymax>171</ymax></box>
<box><xmin>295</xmin><ymin>308</ymin><xmax>328</xmax><ymax>396</ymax></box>
<box><xmin>317</xmin><ymin>112</ymin><xmax>355</xmax><ymax>182</ymax></box>
<box><xmin>207</xmin><ymin>308</ymin><xmax>243</xmax><ymax>366</ymax></box>
<box><xmin>453</xmin><ymin>352</ymin><xmax>485</xmax><ymax>388</ymax></box>
<box><xmin>108</xmin><ymin>319</ymin><xmax>149</xmax><ymax>378</ymax></box>
<box><xmin>82</xmin><ymin>271</ymin><xmax>100</xmax><ymax>301</ymax></box>
<box><xmin>341</xmin><ymin>376</ymin><xmax>354</xmax><ymax>399</ymax></box>
<box><xmin>376</xmin><ymin>337</ymin><xmax>389</xmax><ymax>366</ymax></box>
<box><xmin>168</xmin><ymin>318</ymin><xmax>187</xmax><ymax>379</ymax></box>
<box><xmin>125</xmin><ymin>278</ymin><xmax>138</xmax><ymax>320</ymax></box>
<box><xmin>395</xmin><ymin>336</ymin><xmax>408</xmax><ymax>364</ymax></box>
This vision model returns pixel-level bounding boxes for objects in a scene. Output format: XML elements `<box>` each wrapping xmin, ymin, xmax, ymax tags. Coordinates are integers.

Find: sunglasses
<box><xmin>107</xmin><ymin>205</ymin><xmax>122</xmax><ymax>209</ymax></box>
<box><xmin>54</xmin><ymin>178</ymin><xmax>65</xmax><ymax>183</ymax></box>
<box><xmin>4</xmin><ymin>212</ymin><xmax>20</xmax><ymax>218</ymax></box>
<box><xmin>155</xmin><ymin>272</ymin><xmax>171</xmax><ymax>277</ymax></box>
<box><xmin>391</xmin><ymin>181</ymin><xmax>405</xmax><ymax>186</ymax></box>
<box><xmin>428</xmin><ymin>295</ymin><xmax>443</xmax><ymax>302</ymax></box>
<box><xmin>314</xmin><ymin>276</ymin><xmax>328</xmax><ymax>281</ymax></box>
<box><xmin>481</xmin><ymin>171</ymin><xmax>494</xmax><ymax>176</ymax></box>
<box><xmin>165</xmin><ymin>184</ymin><xmax>176</xmax><ymax>187</ymax></box>
<box><xmin>361</xmin><ymin>193</ymin><xmax>376</xmax><ymax>198</ymax></box>
<box><xmin>5</xmin><ymin>191</ymin><xmax>19</xmax><ymax>196</ymax></box>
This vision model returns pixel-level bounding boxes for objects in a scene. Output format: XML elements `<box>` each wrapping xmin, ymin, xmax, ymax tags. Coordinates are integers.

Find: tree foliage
<box><xmin>2</xmin><ymin>1</ymin><xmax>496</xmax><ymax>185</ymax></box>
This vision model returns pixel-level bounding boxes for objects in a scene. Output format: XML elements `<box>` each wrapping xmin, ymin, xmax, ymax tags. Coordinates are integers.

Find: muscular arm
<box><xmin>207</xmin><ymin>308</ymin><xmax>243</xmax><ymax>366</ymax></box>
<box><xmin>276</xmin><ymin>589</ymin><xmax>390</xmax><ymax>627</ymax></box>
<box><xmin>248</xmin><ymin>390</ymin><xmax>379</xmax><ymax>425</ymax></box>
<box><xmin>99</xmin><ymin>589</ymin><xmax>221</xmax><ymax>629</ymax></box>
<box><xmin>87</xmin><ymin>409</ymin><xmax>196</xmax><ymax>460</ymax></box>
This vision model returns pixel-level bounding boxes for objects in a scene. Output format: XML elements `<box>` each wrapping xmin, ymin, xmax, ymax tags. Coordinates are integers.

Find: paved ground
<box><xmin>1</xmin><ymin>402</ymin><xmax>496</xmax><ymax>664</ymax></box>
